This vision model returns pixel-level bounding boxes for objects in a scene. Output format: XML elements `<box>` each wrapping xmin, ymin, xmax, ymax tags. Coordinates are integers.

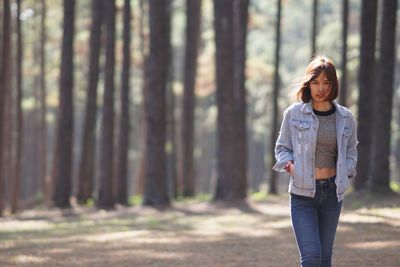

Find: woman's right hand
<box><xmin>289</xmin><ymin>163</ymin><xmax>295</xmax><ymax>176</ymax></box>
<box><xmin>284</xmin><ymin>160</ymin><xmax>294</xmax><ymax>175</ymax></box>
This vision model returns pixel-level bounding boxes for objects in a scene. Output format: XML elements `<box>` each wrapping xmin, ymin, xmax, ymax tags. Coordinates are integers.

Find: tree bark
<box><xmin>213</xmin><ymin>0</ymin><xmax>248</xmax><ymax>202</ymax></box>
<box><xmin>11</xmin><ymin>0</ymin><xmax>24</xmax><ymax>213</ymax></box>
<box><xmin>269</xmin><ymin>0</ymin><xmax>282</xmax><ymax>195</ymax></box>
<box><xmin>54</xmin><ymin>0</ymin><xmax>75</xmax><ymax>208</ymax></box>
<box><xmin>133</xmin><ymin>0</ymin><xmax>148</xmax><ymax>196</ymax></box>
<box><xmin>250</xmin><ymin>138</ymin><xmax>265</xmax><ymax>191</ymax></box>
<box><xmin>143</xmin><ymin>0</ymin><xmax>171</xmax><ymax>207</ymax></box>
<box><xmin>181</xmin><ymin>0</ymin><xmax>202</xmax><ymax>197</ymax></box>
<box><xmin>165</xmin><ymin>2</ymin><xmax>176</xmax><ymax>199</ymax></box>
<box><xmin>395</xmin><ymin>99</ymin><xmax>400</xmax><ymax>180</ymax></box>
<box><xmin>311</xmin><ymin>0</ymin><xmax>318</xmax><ymax>56</ymax></box>
<box><xmin>39</xmin><ymin>0</ymin><xmax>50</xmax><ymax>206</ymax></box>
<box><xmin>370</xmin><ymin>0</ymin><xmax>397</xmax><ymax>194</ymax></box>
<box><xmin>77</xmin><ymin>0</ymin><xmax>104</xmax><ymax>204</ymax></box>
<box><xmin>353</xmin><ymin>0</ymin><xmax>378</xmax><ymax>190</ymax></box>
<box><xmin>97</xmin><ymin>0</ymin><xmax>116</xmax><ymax>209</ymax></box>
<box><xmin>232</xmin><ymin>0</ymin><xmax>249</xmax><ymax>198</ymax></box>
<box><xmin>339</xmin><ymin>0</ymin><xmax>349</xmax><ymax>106</ymax></box>
<box><xmin>116</xmin><ymin>0</ymin><xmax>131</xmax><ymax>205</ymax></box>
<box><xmin>166</xmin><ymin>67</ymin><xmax>177</xmax><ymax>198</ymax></box>
<box><xmin>0</xmin><ymin>0</ymin><xmax>12</xmax><ymax>216</ymax></box>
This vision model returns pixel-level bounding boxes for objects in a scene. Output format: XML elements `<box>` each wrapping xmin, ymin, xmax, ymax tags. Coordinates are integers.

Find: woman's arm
<box><xmin>273</xmin><ymin>108</ymin><xmax>294</xmax><ymax>172</ymax></box>
<box><xmin>346</xmin><ymin>115</ymin><xmax>358</xmax><ymax>179</ymax></box>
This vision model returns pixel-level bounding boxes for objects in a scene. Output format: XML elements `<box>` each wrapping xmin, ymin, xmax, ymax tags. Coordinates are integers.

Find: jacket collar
<box><xmin>300</xmin><ymin>101</ymin><xmax>350</xmax><ymax>118</ymax></box>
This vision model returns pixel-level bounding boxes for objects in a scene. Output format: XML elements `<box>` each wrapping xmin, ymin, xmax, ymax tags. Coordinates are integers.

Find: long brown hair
<box><xmin>294</xmin><ymin>56</ymin><xmax>339</xmax><ymax>103</ymax></box>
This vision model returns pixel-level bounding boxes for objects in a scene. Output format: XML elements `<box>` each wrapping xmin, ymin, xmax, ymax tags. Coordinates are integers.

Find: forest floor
<box><xmin>0</xmin><ymin>192</ymin><xmax>399</xmax><ymax>267</ymax></box>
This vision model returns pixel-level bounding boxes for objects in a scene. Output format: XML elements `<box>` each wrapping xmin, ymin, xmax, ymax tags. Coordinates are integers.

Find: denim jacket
<box><xmin>273</xmin><ymin>101</ymin><xmax>358</xmax><ymax>202</ymax></box>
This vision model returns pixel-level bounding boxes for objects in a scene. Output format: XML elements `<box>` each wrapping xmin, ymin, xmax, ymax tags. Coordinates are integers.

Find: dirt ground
<box><xmin>0</xmin><ymin>192</ymin><xmax>399</xmax><ymax>267</ymax></box>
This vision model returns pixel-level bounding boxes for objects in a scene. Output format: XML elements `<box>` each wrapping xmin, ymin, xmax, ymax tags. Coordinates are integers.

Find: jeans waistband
<box><xmin>315</xmin><ymin>176</ymin><xmax>336</xmax><ymax>185</ymax></box>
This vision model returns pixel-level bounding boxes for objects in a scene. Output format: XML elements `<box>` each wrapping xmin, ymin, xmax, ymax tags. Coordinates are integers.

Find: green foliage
<box><xmin>35</xmin><ymin>192</ymin><xmax>44</xmax><ymax>203</ymax></box>
<box><xmin>129</xmin><ymin>195</ymin><xmax>143</xmax><ymax>206</ymax></box>
<box><xmin>146</xmin><ymin>217</ymin><xmax>162</xmax><ymax>229</ymax></box>
<box><xmin>390</xmin><ymin>181</ymin><xmax>400</xmax><ymax>193</ymax></box>
<box><xmin>85</xmin><ymin>198</ymin><xmax>94</xmax><ymax>208</ymax></box>
<box><xmin>195</xmin><ymin>193</ymin><xmax>212</xmax><ymax>202</ymax></box>
<box><xmin>175</xmin><ymin>193</ymin><xmax>212</xmax><ymax>203</ymax></box>
<box><xmin>250</xmin><ymin>191</ymin><xmax>269</xmax><ymax>202</ymax></box>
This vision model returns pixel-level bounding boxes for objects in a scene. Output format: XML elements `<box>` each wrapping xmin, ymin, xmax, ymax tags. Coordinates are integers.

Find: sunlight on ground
<box><xmin>0</xmin><ymin>220</ymin><xmax>53</xmax><ymax>232</ymax></box>
<box><xmin>358</xmin><ymin>207</ymin><xmax>400</xmax><ymax>220</ymax></box>
<box><xmin>341</xmin><ymin>208</ymin><xmax>400</xmax><ymax>227</ymax></box>
<box><xmin>10</xmin><ymin>255</ymin><xmax>50</xmax><ymax>265</ymax></box>
<box><xmin>45</xmin><ymin>248</ymin><xmax>74</xmax><ymax>255</ymax></box>
<box><xmin>126</xmin><ymin>250</ymin><xmax>190</xmax><ymax>260</ymax></box>
<box><xmin>345</xmin><ymin>240</ymin><xmax>400</xmax><ymax>250</ymax></box>
<box><xmin>340</xmin><ymin>213</ymin><xmax>386</xmax><ymax>224</ymax></box>
<box><xmin>83</xmin><ymin>230</ymin><xmax>176</xmax><ymax>243</ymax></box>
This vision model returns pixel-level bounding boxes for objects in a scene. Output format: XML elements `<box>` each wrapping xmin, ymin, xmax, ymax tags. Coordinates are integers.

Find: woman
<box><xmin>273</xmin><ymin>56</ymin><xmax>358</xmax><ymax>267</ymax></box>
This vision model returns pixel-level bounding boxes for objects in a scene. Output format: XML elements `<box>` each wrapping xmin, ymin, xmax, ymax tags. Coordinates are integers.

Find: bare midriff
<box><xmin>315</xmin><ymin>167</ymin><xmax>336</xmax><ymax>180</ymax></box>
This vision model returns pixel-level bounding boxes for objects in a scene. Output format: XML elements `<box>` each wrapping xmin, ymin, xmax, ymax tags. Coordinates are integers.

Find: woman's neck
<box><xmin>312</xmin><ymin>101</ymin><xmax>332</xmax><ymax>112</ymax></box>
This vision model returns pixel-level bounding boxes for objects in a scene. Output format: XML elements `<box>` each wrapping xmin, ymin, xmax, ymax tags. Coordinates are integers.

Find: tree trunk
<box><xmin>0</xmin><ymin>4</ymin><xmax>2</xmax><ymax>66</ymax></box>
<box><xmin>133</xmin><ymin>0</ymin><xmax>148</xmax><ymax>196</ymax></box>
<box><xmin>250</xmin><ymin>138</ymin><xmax>265</xmax><ymax>191</ymax></box>
<box><xmin>181</xmin><ymin>0</ymin><xmax>202</xmax><ymax>197</ymax></box>
<box><xmin>143</xmin><ymin>0</ymin><xmax>171</xmax><ymax>207</ymax></box>
<box><xmin>39</xmin><ymin>0</ymin><xmax>50</xmax><ymax>206</ymax></box>
<box><xmin>77</xmin><ymin>0</ymin><xmax>104</xmax><ymax>204</ymax></box>
<box><xmin>339</xmin><ymin>0</ymin><xmax>349</xmax><ymax>106</ymax></box>
<box><xmin>54</xmin><ymin>0</ymin><xmax>75</xmax><ymax>209</ymax></box>
<box><xmin>166</xmin><ymin>68</ymin><xmax>177</xmax><ymax>198</ymax></box>
<box><xmin>0</xmin><ymin>0</ymin><xmax>11</xmax><ymax>216</ymax></box>
<box><xmin>97</xmin><ymin>0</ymin><xmax>116</xmax><ymax>210</ymax></box>
<box><xmin>116</xmin><ymin>0</ymin><xmax>131</xmax><ymax>206</ymax></box>
<box><xmin>232</xmin><ymin>0</ymin><xmax>249</xmax><ymax>198</ymax></box>
<box><xmin>3</xmin><ymin>52</ymin><xmax>13</xmax><ymax>210</ymax></box>
<box><xmin>11</xmin><ymin>0</ymin><xmax>24</xmax><ymax>213</ymax></box>
<box><xmin>165</xmin><ymin>2</ymin><xmax>176</xmax><ymax>199</ymax></box>
<box><xmin>311</xmin><ymin>0</ymin><xmax>318</xmax><ymax>56</ymax></box>
<box><xmin>269</xmin><ymin>0</ymin><xmax>282</xmax><ymax>195</ymax></box>
<box><xmin>213</xmin><ymin>0</ymin><xmax>248</xmax><ymax>202</ymax></box>
<box><xmin>395</xmin><ymin>99</ymin><xmax>400</xmax><ymax>181</ymax></box>
<box><xmin>353</xmin><ymin>0</ymin><xmax>378</xmax><ymax>191</ymax></box>
<box><xmin>33</xmin><ymin>72</ymin><xmax>41</xmax><ymax>199</ymax></box>
<box><xmin>369</xmin><ymin>0</ymin><xmax>397</xmax><ymax>194</ymax></box>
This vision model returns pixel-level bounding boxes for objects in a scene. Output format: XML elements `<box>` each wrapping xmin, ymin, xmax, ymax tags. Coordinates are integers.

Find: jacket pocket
<box><xmin>341</xmin><ymin>127</ymin><xmax>352</xmax><ymax>147</ymax></box>
<box><xmin>291</xmin><ymin>119</ymin><xmax>311</xmax><ymax>143</ymax></box>
<box><xmin>343</xmin><ymin>127</ymin><xmax>352</xmax><ymax>137</ymax></box>
<box><xmin>337</xmin><ymin>175</ymin><xmax>350</xmax><ymax>194</ymax></box>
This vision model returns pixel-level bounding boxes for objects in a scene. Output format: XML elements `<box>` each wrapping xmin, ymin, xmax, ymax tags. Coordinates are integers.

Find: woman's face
<box><xmin>309</xmin><ymin>72</ymin><xmax>332</xmax><ymax>103</ymax></box>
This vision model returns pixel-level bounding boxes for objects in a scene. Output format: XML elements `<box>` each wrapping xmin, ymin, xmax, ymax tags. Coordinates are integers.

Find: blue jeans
<box><xmin>290</xmin><ymin>177</ymin><xmax>342</xmax><ymax>267</ymax></box>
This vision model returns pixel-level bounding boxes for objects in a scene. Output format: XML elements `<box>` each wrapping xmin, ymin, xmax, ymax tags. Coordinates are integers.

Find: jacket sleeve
<box><xmin>272</xmin><ymin>108</ymin><xmax>294</xmax><ymax>172</ymax></box>
<box><xmin>346</xmin><ymin>115</ymin><xmax>358</xmax><ymax>179</ymax></box>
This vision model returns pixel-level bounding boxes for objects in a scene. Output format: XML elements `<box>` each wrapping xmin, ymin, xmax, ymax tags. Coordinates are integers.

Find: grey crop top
<box><xmin>313</xmin><ymin>106</ymin><xmax>337</xmax><ymax>168</ymax></box>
